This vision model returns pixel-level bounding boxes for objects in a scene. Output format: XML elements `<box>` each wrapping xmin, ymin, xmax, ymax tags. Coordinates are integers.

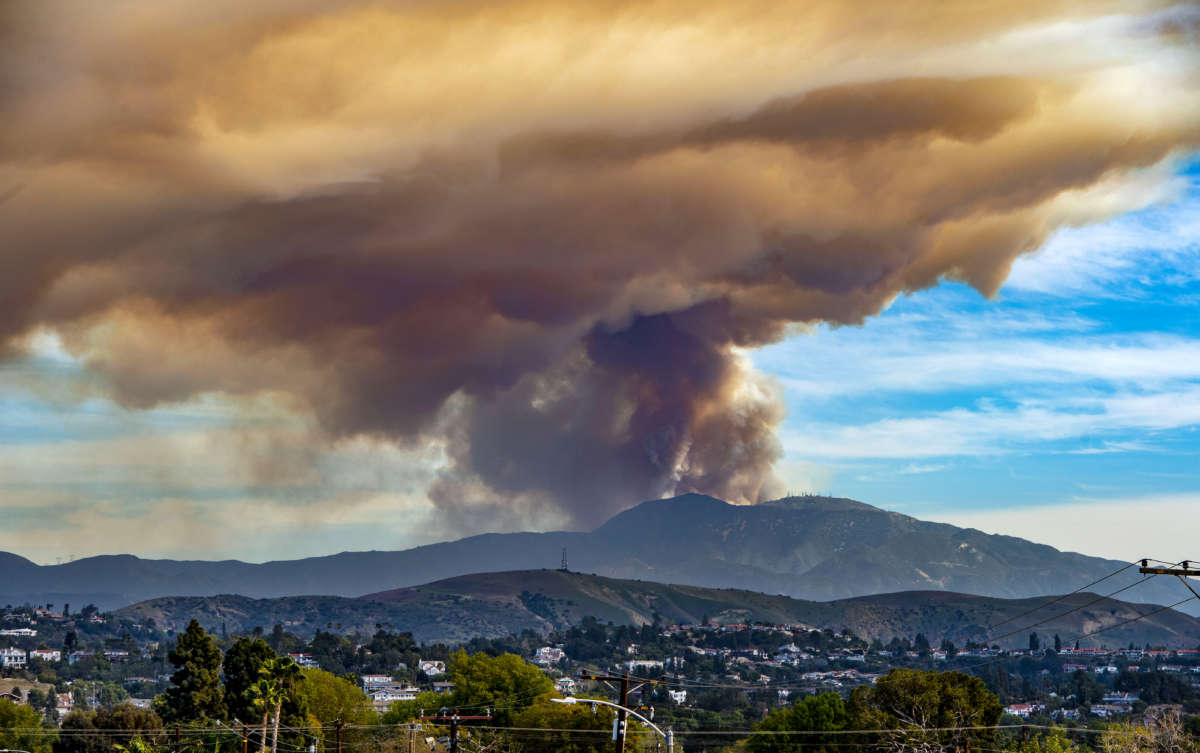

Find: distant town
<box><xmin>2</xmin><ymin>600</ymin><xmax>1198</xmax><ymax>751</ymax></box>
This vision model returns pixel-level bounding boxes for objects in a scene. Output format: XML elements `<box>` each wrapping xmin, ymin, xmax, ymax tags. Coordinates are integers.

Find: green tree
<box><xmin>54</xmin><ymin>703</ymin><xmax>163</xmax><ymax>753</ymax></box>
<box><xmin>854</xmin><ymin>669</ymin><xmax>1002</xmax><ymax>753</ymax></box>
<box><xmin>446</xmin><ymin>650</ymin><xmax>553</xmax><ymax>725</ymax></box>
<box><xmin>509</xmin><ymin>699</ymin><xmax>616</xmax><ymax>753</ymax></box>
<box><xmin>1030</xmin><ymin>633</ymin><xmax>1040</xmax><ymax>652</ymax></box>
<box><xmin>158</xmin><ymin>620</ymin><xmax>226</xmax><ymax>723</ymax></box>
<box><xmin>1</xmin><ymin>697</ymin><xmax>53</xmax><ymax>753</ymax></box>
<box><xmin>1007</xmin><ymin>731</ymin><xmax>1085</xmax><ymax>753</ymax></box>
<box><xmin>748</xmin><ymin>692</ymin><xmax>854</xmax><ymax>753</ymax></box>
<box><xmin>296</xmin><ymin>668</ymin><xmax>375</xmax><ymax>751</ymax></box>
<box><xmin>223</xmin><ymin>637</ymin><xmax>276</xmax><ymax>723</ymax></box>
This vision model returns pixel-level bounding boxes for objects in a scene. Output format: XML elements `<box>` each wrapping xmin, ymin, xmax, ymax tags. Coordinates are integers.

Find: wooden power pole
<box><xmin>1138</xmin><ymin>560</ymin><xmax>1200</xmax><ymax>600</ymax></box>
<box><xmin>420</xmin><ymin>709</ymin><xmax>492</xmax><ymax>753</ymax></box>
<box><xmin>579</xmin><ymin>672</ymin><xmax>657</xmax><ymax>753</ymax></box>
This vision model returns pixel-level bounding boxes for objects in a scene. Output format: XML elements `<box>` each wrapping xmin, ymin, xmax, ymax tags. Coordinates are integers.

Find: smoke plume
<box><xmin>2</xmin><ymin>0</ymin><xmax>1197</xmax><ymax>528</ymax></box>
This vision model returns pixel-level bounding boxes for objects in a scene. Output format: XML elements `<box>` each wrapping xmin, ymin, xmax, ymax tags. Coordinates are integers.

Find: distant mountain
<box><xmin>112</xmin><ymin>569</ymin><xmax>1200</xmax><ymax>648</ymax></box>
<box><xmin>4</xmin><ymin>494</ymin><xmax>1193</xmax><ymax>615</ymax></box>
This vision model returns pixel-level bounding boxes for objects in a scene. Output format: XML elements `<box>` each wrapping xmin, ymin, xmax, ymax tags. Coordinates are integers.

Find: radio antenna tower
<box><xmin>559</xmin><ymin>547</ymin><xmax>569</xmax><ymax>572</ymax></box>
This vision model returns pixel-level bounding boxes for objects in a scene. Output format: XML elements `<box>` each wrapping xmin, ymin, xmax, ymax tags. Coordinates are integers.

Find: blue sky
<box><xmin>754</xmin><ymin>156</ymin><xmax>1200</xmax><ymax>559</ymax></box>
<box><xmin>2</xmin><ymin>158</ymin><xmax>1198</xmax><ymax>564</ymax></box>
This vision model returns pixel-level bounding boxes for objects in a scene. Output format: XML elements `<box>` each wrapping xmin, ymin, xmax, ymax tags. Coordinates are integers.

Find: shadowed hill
<box><xmin>112</xmin><ymin>569</ymin><xmax>1200</xmax><ymax>648</ymax></box>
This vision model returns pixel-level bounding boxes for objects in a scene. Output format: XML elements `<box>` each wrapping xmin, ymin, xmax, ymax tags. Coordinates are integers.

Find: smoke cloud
<box><xmin>2</xmin><ymin>0</ymin><xmax>1197</xmax><ymax>529</ymax></box>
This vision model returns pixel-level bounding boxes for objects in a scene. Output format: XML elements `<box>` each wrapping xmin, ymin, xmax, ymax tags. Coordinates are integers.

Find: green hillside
<box><xmin>114</xmin><ymin>569</ymin><xmax>1200</xmax><ymax>648</ymax></box>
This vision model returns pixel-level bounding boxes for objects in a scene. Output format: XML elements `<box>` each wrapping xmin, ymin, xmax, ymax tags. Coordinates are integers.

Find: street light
<box><xmin>551</xmin><ymin>697</ymin><xmax>674</xmax><ymax>752</ymax></box>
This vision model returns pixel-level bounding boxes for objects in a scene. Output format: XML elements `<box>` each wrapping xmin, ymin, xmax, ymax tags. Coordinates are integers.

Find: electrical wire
<box><xmin>984</xmin><ymin>561</ymin><xmax>1140</xmax><ymax>633</ymax></box>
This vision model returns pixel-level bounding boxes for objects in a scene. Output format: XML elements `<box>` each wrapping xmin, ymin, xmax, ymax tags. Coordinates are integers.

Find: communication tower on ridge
<box><xmin>559</xmin><ymin>547</ymin><xmax>569</xmax><ymax>572</ymax></box>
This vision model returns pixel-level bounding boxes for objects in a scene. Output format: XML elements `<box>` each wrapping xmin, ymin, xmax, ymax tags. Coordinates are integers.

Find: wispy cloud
<box><xmin>782</xmin><ymin>386</ymin><xmax>1200</xmax><ymax>459</ymax></box>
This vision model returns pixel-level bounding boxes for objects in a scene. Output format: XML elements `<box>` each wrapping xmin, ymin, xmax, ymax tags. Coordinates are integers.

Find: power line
<box><xmin>985</xmin><ymin>561</ymin><xmax>1138</xmax><ymax>632</ymax></box>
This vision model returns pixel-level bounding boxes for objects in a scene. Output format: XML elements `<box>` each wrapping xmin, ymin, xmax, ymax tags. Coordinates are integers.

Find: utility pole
<box><xmin>579</xmin><ymin>672</ymin><xmax>655</xmax><ymax>753</ymax></box>
<box><xmin>1139</xmin><ymin>561</ymin><xmax>1200</xmax><ymax>599</ymax></box>
<box><xmin>335</xmin><ymin>719</ymin><xmax>343</xmax><ymax>753</ymax></box>
<box><xmin>241</xmin><ymin>725</ymin><xmax>249</xmax><ymax>753</ymax></box>
<box><xmin>420</xmin><ymin>709</ymin><xmax>491</xmax><ymax>753</ymax></box>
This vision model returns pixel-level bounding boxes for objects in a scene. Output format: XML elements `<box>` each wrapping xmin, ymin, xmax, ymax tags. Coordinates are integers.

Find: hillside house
<box><xmin>0</xmin><ymin>628</ymin><xmax>37</xmax><ymax>637</ymax></box>
<box><xmin>419</xmin><ymin>660</ymin><xmax>446</xmax><ymax>676</ymax></box>
<box><xmin>30</xmin><ymin>648</ymin><xmax>61</xmax><ymax>662</ymax></box>
<box><xmin>369</xmin><ymin>685</ymin><xmax>419</xmax><ymax>712</ymax></box>
<box><xmin>555</xmin><ymin>678</ymin><xmax>576</xmax><ymax>695</ymax></box>
<box><xmin>669</xmin><ymin>689</ymin><xmax>687</xmax><ymax>704</ymax></box>
<box><xmin>0</xmin><ymin>647</ymin><xmax>27</xmax><ymax>668</ymax></box>
<box><xmin>287</xmin><ymin>653</ymin><xmax>319</xmax><ymax>668</ymax></box>
<box><xmin>432</xmin><ymin>682</ymin><xmax>454</xmax><ymax>694</ymax></box>
<box><xmin>532</xmin><ymin>647</ymin><xmax>565</xmax><ymax>665</ymax></box>
<box><xmin>360</xmin><ymin>675</ymin><xmax>392</xmax><ymax>690</ymax></box>
<box><xmin>625</xmin><ymin>659</ymin><xmax>664</xmax><ymax>671</ymax></box>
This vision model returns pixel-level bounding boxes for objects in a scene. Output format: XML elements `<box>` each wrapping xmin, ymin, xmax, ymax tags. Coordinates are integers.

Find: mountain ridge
<box><xmin>3</xmin><ymin>494</ymin><xmax>1192</xmax><ymax>616</ymax></box>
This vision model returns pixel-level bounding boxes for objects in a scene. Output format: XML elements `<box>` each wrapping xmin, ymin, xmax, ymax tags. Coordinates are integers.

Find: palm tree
<box><xmin>252</xmin><ymin>656</ymin><xmax>304</xmax><ymax>753</ymax></box>
<box><xmin>250</xmin><ymin>677</ymin><xmax>280</xmax><ymax>753</ymax></box>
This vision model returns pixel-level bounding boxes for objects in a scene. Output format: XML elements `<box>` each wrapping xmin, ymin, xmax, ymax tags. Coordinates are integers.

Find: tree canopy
<box><xmin>158</xmin><ymin>620</ymin><xmax>226</xmax><ymax>723</ymax></box>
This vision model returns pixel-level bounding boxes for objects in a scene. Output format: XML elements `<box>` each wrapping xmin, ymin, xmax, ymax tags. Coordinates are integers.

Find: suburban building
<box><xmin>418</xmin><ymin>660</ymin><xmax>446</xmax><ymax>676</ymax></box>
<box><xmin>30</xmin><ymin>648</ymin><xmax>61</xmax><ymax>662</ymax></box>
<box><xmin>360</xmin><ymin>674</ymin><xmax>392</xmax><ymax>690</ymax></box>
<box><xmin>0</xmin><ymin>647</ymin><xmax>27</xmax><ymax>668</ymax></box>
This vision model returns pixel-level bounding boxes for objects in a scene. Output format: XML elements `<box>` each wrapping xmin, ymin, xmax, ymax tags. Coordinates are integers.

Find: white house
<box><xmin>287</xmin><ymin>653</ymin><xmax>320</xmax><ymax>669</ymax></box>
<box><xmin>0</xmin><ymin>628</ymin><xmax>37</xmax><ymax>637</ymax></box>
<box><xmin>419</xmin><ymin>660</ymin><xmax>446</xmax><ymax>676</ymax></box>
<box><xmin>555</xmin><ymin>678</ymin><xmax>577</xmax><ymax>695</ymax></box>
<box><xmin>669</xmin><ymin>689</ymin><xmax>688</xmax><ymax>705</ymax></box>
<box><xmin>625</xmin><ymin>659</ymin><xmax>663</xmax><ymax>671</ymax></box>
<box><xmin>369</xmin><ymin>685</ymin><xmax>420</xmax><ymax>711</ymax></box>
<box><xmin>360</xmin><ymin>674</ymin><xmax>392</xmax><ymax>690</ymax></box>
<box><xmin>30</xmin><ymin>648</ymin><xmax>62</xmax><ymax>662</ymax></box>
<box><xmin>533</xmin><ymin>647</ymin><xmax>566</xmax><ymax>665</ymax></box>
<box><xmin>0</xmin><ymin>647</ymin><xmax>27</xmax><ymax>668</ymax></box>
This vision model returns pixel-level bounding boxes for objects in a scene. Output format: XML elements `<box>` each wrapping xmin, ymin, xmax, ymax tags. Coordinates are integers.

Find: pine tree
<box><xmin>159</xmin><ymin>620</ymin><xmax>226</xmax><ymax>723</ymax></box>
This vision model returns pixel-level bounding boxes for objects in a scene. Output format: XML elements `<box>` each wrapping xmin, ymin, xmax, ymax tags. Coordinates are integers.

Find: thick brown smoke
<box><xmin>1</xmin><ymin>0</ymin><xmax>1197</xmax><ymax>528</ymax></box>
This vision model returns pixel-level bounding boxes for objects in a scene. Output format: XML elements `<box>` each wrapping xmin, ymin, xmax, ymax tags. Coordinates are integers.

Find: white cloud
<box><xmin>925</xmin><ymin>494</ymin><xmax>1200</xmax><ymax>563</ymax></box>
<box><xmin>781</xmin><ymin>386</ymin><xmax>1200</xmax><ymax>459</ymax></box>
<box><xmin>1005</xmin><ymin>167</ymin><xmax>1200</xmax><ymax>297</ymax></box>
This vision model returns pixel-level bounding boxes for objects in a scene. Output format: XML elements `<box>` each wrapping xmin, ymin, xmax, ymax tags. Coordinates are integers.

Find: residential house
<box><xmin>532</xmin><ymin>647</ymin><xmax>565</xmax><ymax>666</ymax></box>
<box><xmin>103</xmin><ymin>649</ymin><xmax>130</xmax><ymax>662</ymax></box>
<box><xmin>1005</xmin><ymin>704</ymin><xmax>1044</xmax><ymax>718</ymax></box>
<box><xmin>360</xmin><ymin>675</ymin><xmax>392</xmax><ymax>690</ymax></box>
<box><xmin>29</xmin><ymin>648</ymin><xmax>61</xmax><ymax>662</ymax></box>
<box><xmin>369</xmin><ymin>685</ymin><xmax>420</xmax><ymax>712</ymax></box>
<box><xmin>0</xmin><ymin>647</ymin><xmax>27</xmax><ymax>668</ymax></box>
<box><xmin>0</xmin><ymin>628</ymin><xmax>37</xmax><ymax>637</ymax></box>
<box><xmin>668</xmin><ymin>689</ymin><xmax>687</xmax><ymax>705</ymax></box>
<box><xmin>419</xmin><ymin>660</ymin><xmax>446</xmax><ymax>676</ymax></box>
<box><xmin>555</xmin><ymin>678</ymin><xmax>576</xmax><ymax>696</ymax></box>
<box><xmin>625</xmin><ymin>659</ymin><xmax>664</xmax><ymax>672</ymax></box>
<box><xmin>432</xmin><ymin>682</ymin><xmax>454</xmax><ymax>694</ymax></box>
<box><xmin>287</xmin><ymin>653</ymin><xmax>320</xmax><ymax>669</ymax></box>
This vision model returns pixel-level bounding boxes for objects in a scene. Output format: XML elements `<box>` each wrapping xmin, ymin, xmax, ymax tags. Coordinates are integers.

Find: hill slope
<box><xmin>112</xmin><ymin>570</ymin><xmax>1200</xmax><ymax>648</ymax></box>
<box><xmin>5</xmin><ymin>494</ymin><xmax>1192</xmax><ymax>615</ymax></box>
